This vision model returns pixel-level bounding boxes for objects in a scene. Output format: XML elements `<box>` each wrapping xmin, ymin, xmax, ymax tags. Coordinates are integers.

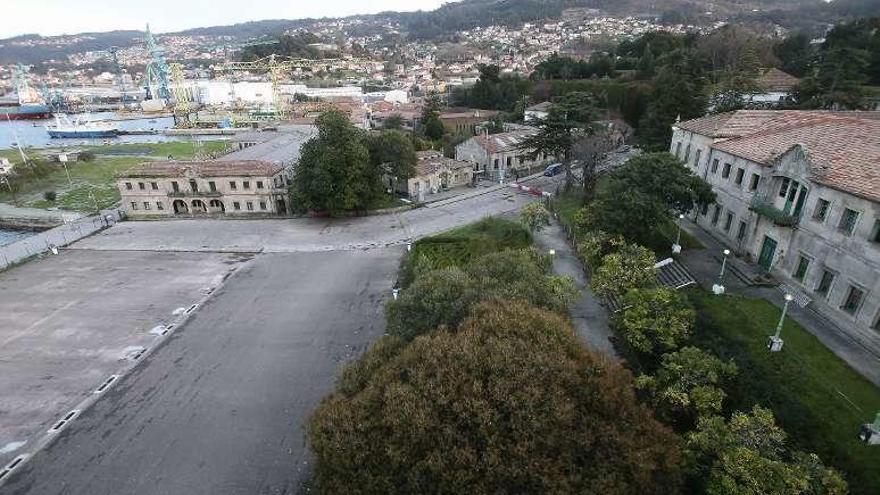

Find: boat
<box><xmin>0</xmin><ymin>102</ymin><xmax>52</xmax><ymax>120</ymax></box>
<box><xmin>46</xmin><ymin>114</ymin><xmax>119</xmax><ymax>139</ymax></box>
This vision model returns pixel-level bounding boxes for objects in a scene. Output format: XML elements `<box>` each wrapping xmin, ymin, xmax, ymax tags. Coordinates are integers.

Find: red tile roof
<box><xmin>694</xmin><ymin>111</ymin><xmax>880</xmax><ymax>202</ymax></box>
<box><xmin>120</xmin><ymin>160</ymin><xmax>284</xmax><ymax>178</ymax></box>
<box><xmin>473</xmin><ymin>129</ymin><xmax>538</xmax><ymax>154</ymax></box>
<box><xmin>757</xmin><ymin>68</ymin><xmax>800</xmax><ymax>92</ymax></box>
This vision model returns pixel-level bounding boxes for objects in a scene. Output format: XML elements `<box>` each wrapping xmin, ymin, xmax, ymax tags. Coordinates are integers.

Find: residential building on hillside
<box><xmin>455</xmin><ymin>128</ymin><xmax>551</xmax><ymax>180</ymax></box>
<box><xmin>390</xmin><ymin>150</ymin><xmax>475</xmax><ymax>201</ymax></box>
<box><xmin>524</xmin><ymin>101</ymin><xmax>552</xmax><ymax>123</ymax></box>
<box><xmin>439</xmin><ymin>108</ymin><xmax>501</xmax><ymax>136</ymax></box>
<box><xmin>117</xmin><ymin>160</ymin><xmax>291</xmax><ymax>218</ymax></box>
<box><xmin>671</xmin><ymin>110</ymin><xmax>880</xmax><ymax>335</ymax></box>
<box><xmin>748</xmin><ymin>68</ymin><xmax>800</xmax><ymax>106</ymax></box>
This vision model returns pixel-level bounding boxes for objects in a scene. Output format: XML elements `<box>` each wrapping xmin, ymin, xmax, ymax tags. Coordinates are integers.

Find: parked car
<box><xmin>543</xmin><ymin>163</ymin><xmax>563</xmax><ymax>176</ymax></box>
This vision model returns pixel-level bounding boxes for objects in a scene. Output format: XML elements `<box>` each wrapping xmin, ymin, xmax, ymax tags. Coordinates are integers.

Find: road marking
<box><xmin>0</xmin><ymin>455</ymin><xmax>27</xmax><ymax>481</ymax></box>
<box><xmin>93</xmin><ymin>375</ymin><xmax>118</xmax><ymax>394</ymax></box>
<box><xmin>48</xmin><ymin>410</ymin><xmax>79</xmax><ymax>434</ymax></box>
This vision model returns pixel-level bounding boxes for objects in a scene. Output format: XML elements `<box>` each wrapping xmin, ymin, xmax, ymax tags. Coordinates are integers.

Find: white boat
<box><xmin>46</xmin><ymin>114</ymin><xmax>119</xmax><ymax>139</ymax></box>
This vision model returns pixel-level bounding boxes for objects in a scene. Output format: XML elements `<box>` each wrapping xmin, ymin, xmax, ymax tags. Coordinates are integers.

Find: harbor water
<box><xmin>0</xmin><ymin>111</ymin><xmax>187</xmax><ymax>150</ymax></box>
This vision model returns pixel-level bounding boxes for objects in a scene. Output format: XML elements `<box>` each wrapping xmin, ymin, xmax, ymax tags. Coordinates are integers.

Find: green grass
<box><xmin>552</xmin><ymin>190</ymin><xmax>585</xmax><ymax>228</ymax></box>
<box><xmin>688</xmin><ymin>290</ymin><xmax>880</xmax><ymax>495</ymax></box>
<box><xmin>0</xmin><ymin>141</ymin><xmax>229</xmax><ymax>212</ymax></box>
<box><xmin>402</xmin><ymin>217</ymin><xmax>532</xmax><ymax>286</ymax></box>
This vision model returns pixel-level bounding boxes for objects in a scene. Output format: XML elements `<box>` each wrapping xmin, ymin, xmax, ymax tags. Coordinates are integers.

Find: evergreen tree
<box><xmin>638</xmin><ymin>50</ymin><xmax>708</xmax><ymax>151</ymax></box>
<box><xmin>420</xmin><ymin>94</ymin><xmax>445</xmax><ymax>141</ymax></box>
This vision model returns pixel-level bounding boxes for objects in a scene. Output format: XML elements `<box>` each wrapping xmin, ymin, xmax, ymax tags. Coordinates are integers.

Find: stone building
<box><xmin>117</xmin><ymin>160</ymin><xmax>290</xmax><ymax>218</ymax></box>
<box><xmin>455</xmin><ymin>128</ymin><xmax>551</xmax><ymax>181</ymax></box>
<box><xmin>671</xmin><ymin>110</ymin><xmax>880</xmax><ymax>335</ymax></box>
<box><xmin>393</xmin><ymin>150</ymin><xmax>474</xmax><ymax>201</ymax></box>
<box><xmin>439</xmin><ymin>108</ymin><xmax>500</xmax><ymax>136</ymax></box>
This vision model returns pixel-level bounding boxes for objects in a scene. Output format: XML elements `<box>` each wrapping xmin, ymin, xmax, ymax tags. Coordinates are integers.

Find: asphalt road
<box><xmin>3</xmin><ymin>249</ymin><xmax>401</xmax><ymax>495</ymax></box>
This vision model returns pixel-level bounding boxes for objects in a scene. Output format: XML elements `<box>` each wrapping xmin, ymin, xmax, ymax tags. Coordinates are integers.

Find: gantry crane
<box><xmin>143</xmin><ymin>24</ymin><xmax>171</xmax><ymax>103</ymax></box>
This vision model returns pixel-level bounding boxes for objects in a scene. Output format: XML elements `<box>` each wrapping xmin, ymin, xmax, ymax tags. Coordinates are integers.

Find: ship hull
<box><xmin>48</xmin><ymin>129</ymin><xmax>118</xmax><ymax>138</ymax></box>
<box><xmin>1</xmin><ymin>109</ymin><xmax>52</xmax><ymax>120</ymax></box>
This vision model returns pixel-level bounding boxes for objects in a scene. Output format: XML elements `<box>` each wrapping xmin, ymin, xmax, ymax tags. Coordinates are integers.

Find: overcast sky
<box><xmin>0</xmin><ymin>0</ymin><xmax>449</xmax><ymax>38</ymax></box>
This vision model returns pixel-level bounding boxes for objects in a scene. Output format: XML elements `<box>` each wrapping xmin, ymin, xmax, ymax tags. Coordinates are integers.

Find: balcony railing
<box><xmin>749</xmin><ymin>196</ymin><xmax>799</xmax><ymax>227</ymax></box>
<box><xmin>168</xmin><ymin>190</ymin><xmax>222</xmax><ymax>198</ymax></box>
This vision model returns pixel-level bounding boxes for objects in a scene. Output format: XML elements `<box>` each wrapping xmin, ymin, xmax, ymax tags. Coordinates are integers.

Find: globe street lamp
<box><xmin>768</xmin><ymin>293</ymin><xmax>794</xmax><ymax>352</ymax></box>
<box><xmin>712</xmin><ymin>249</ymin><xmax>731</xmax><ymax>295</ymax></box>
<box><xmin>672</xmin><ymin>213</ymin><xmax>685</xmax><ymax>254</ymax></box>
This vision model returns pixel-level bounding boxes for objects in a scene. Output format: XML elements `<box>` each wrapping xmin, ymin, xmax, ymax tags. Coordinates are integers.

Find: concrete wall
<box><xmin>0</xmin><ymin>210</ymin><xmax>122</xmax><ymax>270</ymax></box>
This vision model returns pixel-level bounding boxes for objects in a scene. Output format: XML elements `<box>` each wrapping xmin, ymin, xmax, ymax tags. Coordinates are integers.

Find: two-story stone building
<box><xmin>455</xmin><ymin>128</ymin><xmax>551</xmax><ymax>181</ymax></box>
<box><xmin>671</xmin><ymin>110</ymin><xmax>880</xmax><ymax>335</ymax></box>
<box><xmin>117</xmin><ymin>160</ymin><xmax>290</xmax><ymax>218</ymax></box>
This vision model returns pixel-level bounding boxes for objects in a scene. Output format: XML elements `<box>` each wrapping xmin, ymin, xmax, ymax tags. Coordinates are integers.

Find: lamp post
<box><xmin>712</xmin><ymin>249</ymin><xmax>731</xmax><ymax>295</ymax></box>
<box><xmin>672</xmin><ymin>213</ymin><xmax>685</xmax><ymax>254</ymax></box>
<box><xmin>768</xmin><ymin>293</ymin><xmax>794</xmax><ymax>352</ymax></box>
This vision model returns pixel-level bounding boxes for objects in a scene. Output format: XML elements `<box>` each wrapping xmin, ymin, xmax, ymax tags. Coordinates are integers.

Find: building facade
<box><xmin>671</xmin><ymin>110</ymin><xmax>880</xmax><ymax>335</ymax></box>
<box><xmin>455</xmin><ymin>128</ymin><xmax>551</xmax><ymax>180</ymax></box>
<box><xmin>393</xmin><ymin>150</ymin><xmax>475</xmax><ymax>201</ymax></box>
<box><xmin>118</xmin><ymin>160</ymin><xmax>291</xmax><ymax>218</ymax></box>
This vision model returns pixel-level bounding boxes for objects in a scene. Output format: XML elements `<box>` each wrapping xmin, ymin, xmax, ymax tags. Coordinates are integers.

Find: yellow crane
<box><xmin>169</xmin><ymin>63</ymin><xmax>198</xmax><ymax>127</ymax></box>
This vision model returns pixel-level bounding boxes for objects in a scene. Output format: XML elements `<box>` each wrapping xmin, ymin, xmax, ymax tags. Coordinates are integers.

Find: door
<box><xmin>758</xmin><ymin>235</ymin><xmax>778</xmax><ymax>271</ymax></box>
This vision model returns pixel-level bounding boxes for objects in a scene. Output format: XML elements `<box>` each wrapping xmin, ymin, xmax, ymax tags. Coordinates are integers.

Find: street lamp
<box><xmin>548</xmin><ymin>249</ymin><xmax>556</xmax><ymax>257</ymax></box>
<box><xmin>712</xmin><ymin>249</ymin><xmax>731</xmax><ymax>295</ymax></box>
<box><xmin>392</xmin><ymin>288</ymin><xmax>400</xmax><ymax>300</ymax></box>
<box><xmin>672</xmin><ymin>213</ymin><xmax>685</xmax><ymax>254</ymax></box>
<box><xmin>768</xmin><ymin>293</ymin><xmax>794</xmax><ymax>352</ymax></box>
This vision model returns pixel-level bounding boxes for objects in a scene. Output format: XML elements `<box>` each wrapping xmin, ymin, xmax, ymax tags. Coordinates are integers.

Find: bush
<box><xmin>592</xmin><ymin>242</ymin><xmax>656</xmax><ymax>299</ymax></box>
<box><xmin>43</xmin><ymin>190</ymin><xmax>57</xmax><ymax>202</ymax></box>
<box><xmin>576</xmin><ymin>229</ymin><xmax>627</xmax><ymax>269</ymax></box>
<box><xmin>618</xmin><ymin>288</ymin><xmax>695</xmax><ymax>357</ymax></box>
<box><xmin>520</xmin><ymin>202</ymin><xmax>551</xmax><ymax>232</ymax></box>
<box><xmin>78</xmin><ymin>151</ymin><xmax>96</xmax><ymax>162</ymax></box>
<box><xmin>310</xmin><ymin>301</ymin><xmax>684</xmax><ymax>494</ymax></box>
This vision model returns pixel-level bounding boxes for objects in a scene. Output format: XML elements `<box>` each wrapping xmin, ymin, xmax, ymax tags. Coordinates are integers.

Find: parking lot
<box><xmin>0</xmin><ymin>249</ymin><xmax>247</xmax><ymax>466</ymax></box>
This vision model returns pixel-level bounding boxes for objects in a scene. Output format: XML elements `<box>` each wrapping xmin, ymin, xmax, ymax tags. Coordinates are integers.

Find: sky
<box><xmin>0</xmin><ymin>0</ymin><xmax>450</xmax><ymax>39</ymax></box>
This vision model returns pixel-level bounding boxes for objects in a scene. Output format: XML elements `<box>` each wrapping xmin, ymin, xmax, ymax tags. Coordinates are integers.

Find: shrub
<box><xmin>310</xmin><ymin>301</ymin><xmax>684</xmax><ymax>494</ymax></box>
<box><xmin>592</xmin><ymin>242</ymin><xmax>656</xmax><ymax>299</ymax></box>
<box><xmin>43</xmin><ymin>190</ymin><xmax>57</xmax><ymax>202</ymax></box>
<box><xmin>78</xmin><ymin>150</ymin><xmax>96</xmax><ymax>162</ymax></box>
<box><xmin>618</xmin><ymin>288</ymin><xmax>696</xmax><ymax>356</ymax></box>
<box><xmin>520</xmin><ymin>202</ymin><xmax>551</xmax><ymax>232</ymax></box>
<box><xmin>576</xmin><ymin>229</ymin><xmax>627</xmax><ymax>269</ymax></box>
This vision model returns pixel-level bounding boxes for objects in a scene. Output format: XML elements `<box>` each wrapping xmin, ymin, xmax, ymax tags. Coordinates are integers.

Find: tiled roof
<box><xmin>701</xmin><ymin>111</ymin><xmax>880</xmax><ymax>202</ymax></box>
<box><xmin>473</xmin><ymin>129</ymin><xmax>538</xmax><ymax>154</ymax></box>
<box><xmin>757</xmin><ymin>68</ymin><xmax>800</xmax><ymax>92</ymax></box>
<box><xmin>676</xmin><ymin>110</ymin><xmax>784</xmax><ymax>138</ymax></box>
<box><xmin>414</xmin><ymin>153</ymin><xmax>473</xmax><ymax>176</ymax></box>
<box><xmin>526</xmin><ymin>101</ymin><xmax>553</xmax><ymax>112</ymax></box>
<box><xmin>120</xmin><ymin>160</ymin><xmax>284</xmax><ymax>178</ymax></box>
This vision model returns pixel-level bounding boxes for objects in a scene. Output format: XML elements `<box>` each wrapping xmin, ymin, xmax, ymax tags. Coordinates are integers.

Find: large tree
<box><xmin>420</xmin><ymin>94</ymin><xmax>445</xmax><ymax>141</ymax></box>
<box><xmin>290</xmin><ymin>111</ymin><xmax>379</xmax><ymax>215</ymax></box>
<box><xmin>310</xmin><ymin>301</ymin><xmax>684</xmax><ymax>494</ymax></box>
<box><xmin>366</xmin><ymin>129</ymin><xmax>417</xmax><ymax>180</ymax></box>
<box><xmin>618</xmin><ymin>288</ymin><xmax>696</xmax><ymax>357</ymax></box>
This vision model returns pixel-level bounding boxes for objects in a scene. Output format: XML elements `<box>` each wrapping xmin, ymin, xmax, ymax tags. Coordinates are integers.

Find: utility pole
<box><xmin>768</xmin><ymin>293</ymin><xmax>794</xmax><ymax>352</ymax></box>
<box><xmin>712</xmin><ymin>249</ymin><xmax>731</xmax><ymax>295</ymax></box>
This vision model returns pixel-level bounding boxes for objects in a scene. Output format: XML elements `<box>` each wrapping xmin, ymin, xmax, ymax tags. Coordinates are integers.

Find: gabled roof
<box><xmin>526</xmin><ymin>101</ymin><xmax>553</xmax><ymax>112</ymax></box>
<box><xmin>120</xmin><ymin>160</ymin><xmax>284</xmax><ymax>179</ymax></box>
<box><xmin>472</xmin><ymin>129</ymin><xmax>538</xmax><ymax>154</ymax></box>
<box><xmin>757</xmin><ymin>68</ymin><xmax>800</xmax><ymax>92</ymax></box>
<box><xmin>696</xmin><ymin>111</ymin><xmax>880</xmax><ymax>202</ymax></box>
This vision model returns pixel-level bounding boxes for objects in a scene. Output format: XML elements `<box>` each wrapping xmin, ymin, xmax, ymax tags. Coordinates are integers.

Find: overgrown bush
<box><xmin>78</xmin><ymin>151</ymin><xmax>96</xmax><ymax>162</ymax></box>
<box><xmin>617</xmin><ymin>288</ymin><xmax>695</xmax><ymax>357</ymax></box>
<box><xmin>310</xmin><ymin>301</ymin><xmax>684</xmax><ymax>494</ymax></box>
<box><xmin>576</xmin><ymin>229</ymin><xmax>627</xmax><ymax>269</ymax></box>
<box><xmin>591</xmin><ymin>242</ymin><xmax>656</xmax><ymax>299</ymax></box>
<box><xmin>43</xmin><ymin>190</ymin><xmax>57</xmax><ymax>202</ymax></box>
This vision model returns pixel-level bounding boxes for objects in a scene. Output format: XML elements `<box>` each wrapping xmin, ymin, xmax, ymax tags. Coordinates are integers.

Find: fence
<box><xmin>0</xmin><ymin>209</ymin><xmax>124</xmax><ymax>270</ymax></box>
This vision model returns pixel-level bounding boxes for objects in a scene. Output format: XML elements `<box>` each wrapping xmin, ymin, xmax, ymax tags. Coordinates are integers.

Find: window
<box><xmin>675</xmin><ymin>142</ymin><xmax>682</xmax><ymax>158</ymax></box>
<box><xmin>493</xmin><ymin>158</ymin><xmax>499</xmax><ymax>170</ymax></box>
<box><xmin>778</xmin><ymin>178</ymin><xmax>790</xmax><ymax>198</ymax></box>
<box><xmin>838</xmin><ymin>208</ymin><xmax>860</xmax><ymax>236</ymax></box>
<box><xmin>841</xmin><ymin>285</ymin><xmax>865</xmax><ymax>315</ymax></box>
<box><xmin>872</xmin><ymin>311</ymin><xmax>880</xmax><ymax>331</ymax></box>
<box><xmin>229</xmin><ymin>181</ymin><xmax>237</xmax><ymax>190</ymax></box>
<box><xmin>693</xmin><ymin>148</ymin><xmax>702</xmax><ymax>168</ymax></box>
<box><xmin>143</xmin><ymin>201</ymin><xmax>150</xmax><ymax>210</ymax></box>
<box><xmin>130</xmin><ymin>201</ymin><xmax>138</xmax><ymax>210</ymax></box>
<box><xmin>171</xmin><ymin>181</ymin><xmax>180</xmax><ymax>192</ymax></box>
<box><xmin>701</xmin><ymin>203</ymin><xmax>709</xmax><ymax>216</ymax></box>
<box><xmin>721</xmin><ymin>163</ymin><xmax>732</xmax><ymax>178</ymax></box>
<box><xmin>869</xmin><ymin>219</ymin><xmax>880</xmax><ymax>243</ymax></box>
<box><xmin>711</xmin><ymin>158</ymin><xmax>719</xmax><ymax>174</ymax></box>
<box><xmin>506</xmin><ymin>156</ymin><xmax>512</xmax><ymax>167</ymax></box>
<box><xmin>138</xmin><ymin>182</ymin><xmax>145</xmax><ymax>190</ymax></box>
<box><xmin>259</xmin><ymin>201</ymin><xmax>267</xmax><ymax>210</ymax></box>
<box><xmin>256</xmin><ymin>181</ymin><xmax>264</xmax><ymax>189</ymax></box>
<box><xmin>125</xmin><ymin>182</ymin><xmax>133</xmax><ymax>190</ymax></box>
<box><xmin>246</xmin><ymin>201</ymin><xmax>254</xmax><ymax>211</ymax></box>
<box><xmin>189</xmin><ymin>179</ymin><xmax>198</xmax><ymax>192</ymax></box>
<box><xmin>815</xmin><ymin>269</ymin><xmax>835</xmax><ymax>297</ymax></box>
<box><xmin>749</xmin><ymin>174</ymin><xmax>760</xmax><ymax>191</ymax></box>
<box><xmin>233</xmin><ymin>201</ymin><xmax>241</xmax><ymax>210</ymax></box>
<box><xmin>712</xmin><ymin>205</ymin><xmax>722</xmax><ymax>225</ymax></box>
<box><xmin>683</xmin><ymin>144</ymin><xmax>691</xmax><ymax>163</ymax></box>
<box><xmin>734</xmin><ymin>168</ymin><xmax>745</xmax><ymax>186</ymax></box>
<box><xmin>151</xmin><ymin>182</ymin><xmax>158</xmax><ymax>190</ymax></box>
<box><xmin>813</xmin><ymin>198</ymin><xmax>830</xmax><ymax>222</ymax></box>
<box><xmin>736</xmin><ymin>220</ymin><xmax>747</xmax><ymax>241</ymax></box>
<box><xmin>793</xmin><ymin>255</ymin><xmax>811</xmax><ymax>281</ymax></box>
<box><xmin>724</xmin><ymin>212</ymin><xmax>733</xmax><ymax>232</ymax></box>
<box><xmin>208</xmin><ymin>181</ymin><xmax>217</xmax><ymax>192</ymax></box>
<box><xmin>156</xmin><ymin>201</ymin><xmax>164</xmax><ymax>210</ymax></box>
<box><xmin>243</xmin><ymin>181</ymin><xmax>251</xmax><ymax>190</ymax></box>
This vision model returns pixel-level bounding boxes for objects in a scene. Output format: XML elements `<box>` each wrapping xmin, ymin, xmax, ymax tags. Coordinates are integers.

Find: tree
<box><xmin>520</xmin><ymin>91</ymin><xmax>597</xmax><ymax>191</ymax></box>
<box><xmin>420</xmin><ymin>94</ymin><xmax>445</xmax><ymax>140</ymax></box>
<box><xmin>591</xmin><ymin>242</ymin><xmax>656</xmax><ymax>299</ymax></box>
<box><xmin>687</xmin><ymin>406</ymin><xmax>847</xmax><ymax>495</ymax></box>
<box><xmin>366</xmin><ymin>130</ymin><xmax>417</xmax><ymax>180</ymax></box>
<box><xmin>572</xmin><ymin>127</ymin><xmax>616</xmax><ymax>202</ymax></box>
<box><xmin>774</xmin><ymin>33</ymin><xmax>812</xmax><ymax>78</ymax></box>
<box><xmin>639</xmin><ymin>49</ymin><xmax>708</xmax><ymax>151</ymax></box>
<box><xmin>575</xmin><ymin>230</ymin><xmax>627</xmax><ymax>268</ymax></box>
<box><xmin>310</xmin><ymin>301</ymin><xmax>684</xmax><ymax>494</ymax></box>
<box><xmin>636</xmin><ymin>346</ymin><xmax>737</xmax><ymax>426</ymax></box>
<box><xmin>618</xmin><ymin>288</ymin><xmax>695</xmax><ymax>356</ymax></box>
<box><xmin>382</xmin><ymin>113</ymin><xmax>404</xmax><ymax>130</ymax></box>
<box><xmin>711</xmin><ymin>43</ymin><xmax>762</xmax><ymax>113</ymax></box>
<box><xmin>610</xmin><ymin>153</ymin><xmax>715</xmax><ymax>214</ymax></box>
<box><xmin>290</xmin><ymin>111</ymin><xmax>378</xmax><ymax>215</ymax></box>
<box><xmin>520</xmin><ymin>202</ymin><xmax>550</xmax><ymax>232</ymax></box>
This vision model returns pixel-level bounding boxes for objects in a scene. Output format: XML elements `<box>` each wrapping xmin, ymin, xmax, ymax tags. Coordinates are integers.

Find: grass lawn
<box><xmin>402</xmin><ymin>217</ymin><xmax>532</xmax><ymax>285</ymax></box>
<box><xmin>688</xmin><ymin>290</ymin><xmax>880</xmax><ymax>495</ymax></box>
<box><xmin>0</xmin><ymin>141</ymin><xmax>229</xmax><ymax>212</ymax></box>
